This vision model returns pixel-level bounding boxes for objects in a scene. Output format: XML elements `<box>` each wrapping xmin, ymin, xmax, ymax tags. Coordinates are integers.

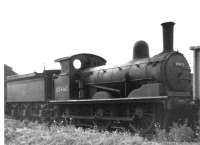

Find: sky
<box><xmin>1</xmin><ymin>0</ymin><xmax>200</xmax><ymax>74</ymax></box>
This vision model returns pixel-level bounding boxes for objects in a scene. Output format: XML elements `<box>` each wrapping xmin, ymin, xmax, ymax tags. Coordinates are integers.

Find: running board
<box><xmin>49</xmin><ymin>96</ymin><xmax>168</xmax><ymax>104</ymax></box>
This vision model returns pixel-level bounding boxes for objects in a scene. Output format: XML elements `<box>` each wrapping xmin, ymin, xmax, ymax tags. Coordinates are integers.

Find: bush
<box><xmin>154</xmin><ymin>122</ymin><xmax>195</xmax><ymax>142</ymax></box>
<box><xmin>169</xmin><ymin>123</ymin><xmax>194</xmax><ymax>142</ymax></box>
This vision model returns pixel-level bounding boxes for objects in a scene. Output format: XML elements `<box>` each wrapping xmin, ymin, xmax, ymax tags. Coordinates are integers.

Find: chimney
<box><xmin>190</xmin><ymin>46</ymin><xmax>200</xmax><ymax>101</ymax></box>
<box><xmin>161</xmin><ymin>22</ymin><xmax>175</xmax><ymax>52</ymax></box>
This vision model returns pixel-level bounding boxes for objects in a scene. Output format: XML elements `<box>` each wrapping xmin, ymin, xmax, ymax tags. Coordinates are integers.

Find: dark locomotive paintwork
<box><xmin>161</xmin><ymin>22</ymin><xmax>175</xmax><ymax>52</ymax></box>
<box><xmin>7</xmin><ymin>73</ymin><xmax>46</xmax><ymax>102</ymax></box>
<box><xmin>133</xmin><ymin>40</ymin><xmax>149</xmax><ymax>60</ymax></box>
<box><xmin>54</xmin><ymin>53</ymin><xmax>107</xmax><ymax>100</ymax></box>
<box><xmin>75</xmin><ymin>22</ymin><xmax>191</xmax><ymax>99</ymax></box>
<box><xmin>80</xmin><ymin>51</ymin><xmax>191</xmax><ymax>98</ymax></box>
<box><xmin>5</xmin><ymin>22</ymin><xmax>197</xmax><ymax>134</ymax></box>
<box><xmin>6</xmin><ymin>70</ymin><xmax>60</xmax><ymax>102</ymax></box>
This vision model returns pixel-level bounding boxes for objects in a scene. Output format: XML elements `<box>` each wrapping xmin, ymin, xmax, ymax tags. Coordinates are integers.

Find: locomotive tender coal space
<box><xmin>5</xmin><ymin>22</ymin><xmax>196</xmax><ymax>134</ymax></box>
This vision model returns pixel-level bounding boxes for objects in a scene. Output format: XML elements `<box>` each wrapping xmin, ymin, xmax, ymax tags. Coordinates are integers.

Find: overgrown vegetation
<box><xmin>153</xmin><ymin>123</ymin><xmax>200</xmax><ymax>142</ymax></box>
<box><xmin>4</xmin><ymin>118</ymin><xmax>200</xmax><ymax>145</ymax></box>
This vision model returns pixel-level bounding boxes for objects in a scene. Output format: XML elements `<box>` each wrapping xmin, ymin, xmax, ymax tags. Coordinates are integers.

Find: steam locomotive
<box><xmin>5</xmin><ymin>22</ymin><xmax>197</xmax><ymax>134</ymax></box>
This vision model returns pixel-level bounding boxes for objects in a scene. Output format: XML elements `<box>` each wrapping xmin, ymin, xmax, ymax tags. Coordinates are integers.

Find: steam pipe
<box><xmin>190</xmin><ymin>46</ymin><xmax>200</xmax><ymax>101</ymax></box>
<box><xmin>161</xmin><ymin>22</ymin><xmax>175</xmax><ymax>52</ymax></box>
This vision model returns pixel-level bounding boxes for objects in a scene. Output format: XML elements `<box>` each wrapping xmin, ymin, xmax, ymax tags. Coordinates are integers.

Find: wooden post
<box><xmin>190</xmin><ymin>46</ymin><xmax>200</xmax><ymax>124</ymax></box>
<box><xmin>190</xmin><ymin>46</ymin><xmax>200</xmax><ymax>101</ymax></box>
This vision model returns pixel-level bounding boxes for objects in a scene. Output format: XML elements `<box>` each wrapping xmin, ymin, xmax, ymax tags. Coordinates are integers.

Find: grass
<box><xmin>4</xmin><ymin>118</ymin><xmax>200</xmax><ymax>145</ymax></box>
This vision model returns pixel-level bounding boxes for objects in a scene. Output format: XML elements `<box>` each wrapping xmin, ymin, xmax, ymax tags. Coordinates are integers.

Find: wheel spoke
<box><xmin>129</xmin><ymin>106</ymin><xmax>155</xmax><ymax>134</ymax></box>
<box><xmin>93</xmin><ymin>107</ymin><xmax>111</xmax><ymax>130</ymax></box>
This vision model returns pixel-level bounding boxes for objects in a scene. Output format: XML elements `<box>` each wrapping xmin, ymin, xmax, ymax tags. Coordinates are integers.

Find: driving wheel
<box><xmin>129</xmin><ymin>105</ymin><xmax>156</xmax><ymax>134</ymax></box>
<box><xmin>93</xmin><ymin>107</ymin><xmax>111</xmax><ymax>130</ymax></box>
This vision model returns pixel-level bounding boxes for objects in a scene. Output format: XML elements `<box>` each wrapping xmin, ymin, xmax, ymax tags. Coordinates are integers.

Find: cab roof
<box><xmin>55</xmin><ymin>53</ymin><xmax>106</xmax><ymax>65</ymax></box>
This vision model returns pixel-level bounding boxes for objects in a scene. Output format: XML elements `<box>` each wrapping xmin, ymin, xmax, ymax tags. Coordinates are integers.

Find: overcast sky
<box><xmin>1</xmin><ymin>0</ymin><xmax>200</xmax><ymax>74</ymax></box>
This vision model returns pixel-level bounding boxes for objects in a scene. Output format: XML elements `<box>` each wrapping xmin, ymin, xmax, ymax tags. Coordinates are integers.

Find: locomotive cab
<box><xmin>54</xmin><ymin>53</ymin><xmax>106</xmax><ymax>100</ymax></box>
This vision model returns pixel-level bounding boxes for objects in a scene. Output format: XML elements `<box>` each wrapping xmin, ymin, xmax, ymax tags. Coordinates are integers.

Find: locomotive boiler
<box><xmin>5</xmin><ymin>22</ymin><xmax>195</xmax><ymax>134</ymax></box>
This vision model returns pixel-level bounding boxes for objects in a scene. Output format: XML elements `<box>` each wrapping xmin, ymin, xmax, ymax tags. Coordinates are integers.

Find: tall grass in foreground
<box><xmin>4</xmin><ymin>118</ymin><xmax>200</xmax><ymax>145</ymax></box>
<box><xmin>5</xmin><ymin>119</ymin><xmax>146</xmax><ymax>145</ymax></box>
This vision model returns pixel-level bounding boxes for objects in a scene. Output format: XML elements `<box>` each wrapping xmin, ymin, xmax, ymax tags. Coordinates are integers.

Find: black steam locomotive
<box><xmin>5</xmin><ymin>22</ymin><xmax>195</xmax><ymax>134</ymax></box>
